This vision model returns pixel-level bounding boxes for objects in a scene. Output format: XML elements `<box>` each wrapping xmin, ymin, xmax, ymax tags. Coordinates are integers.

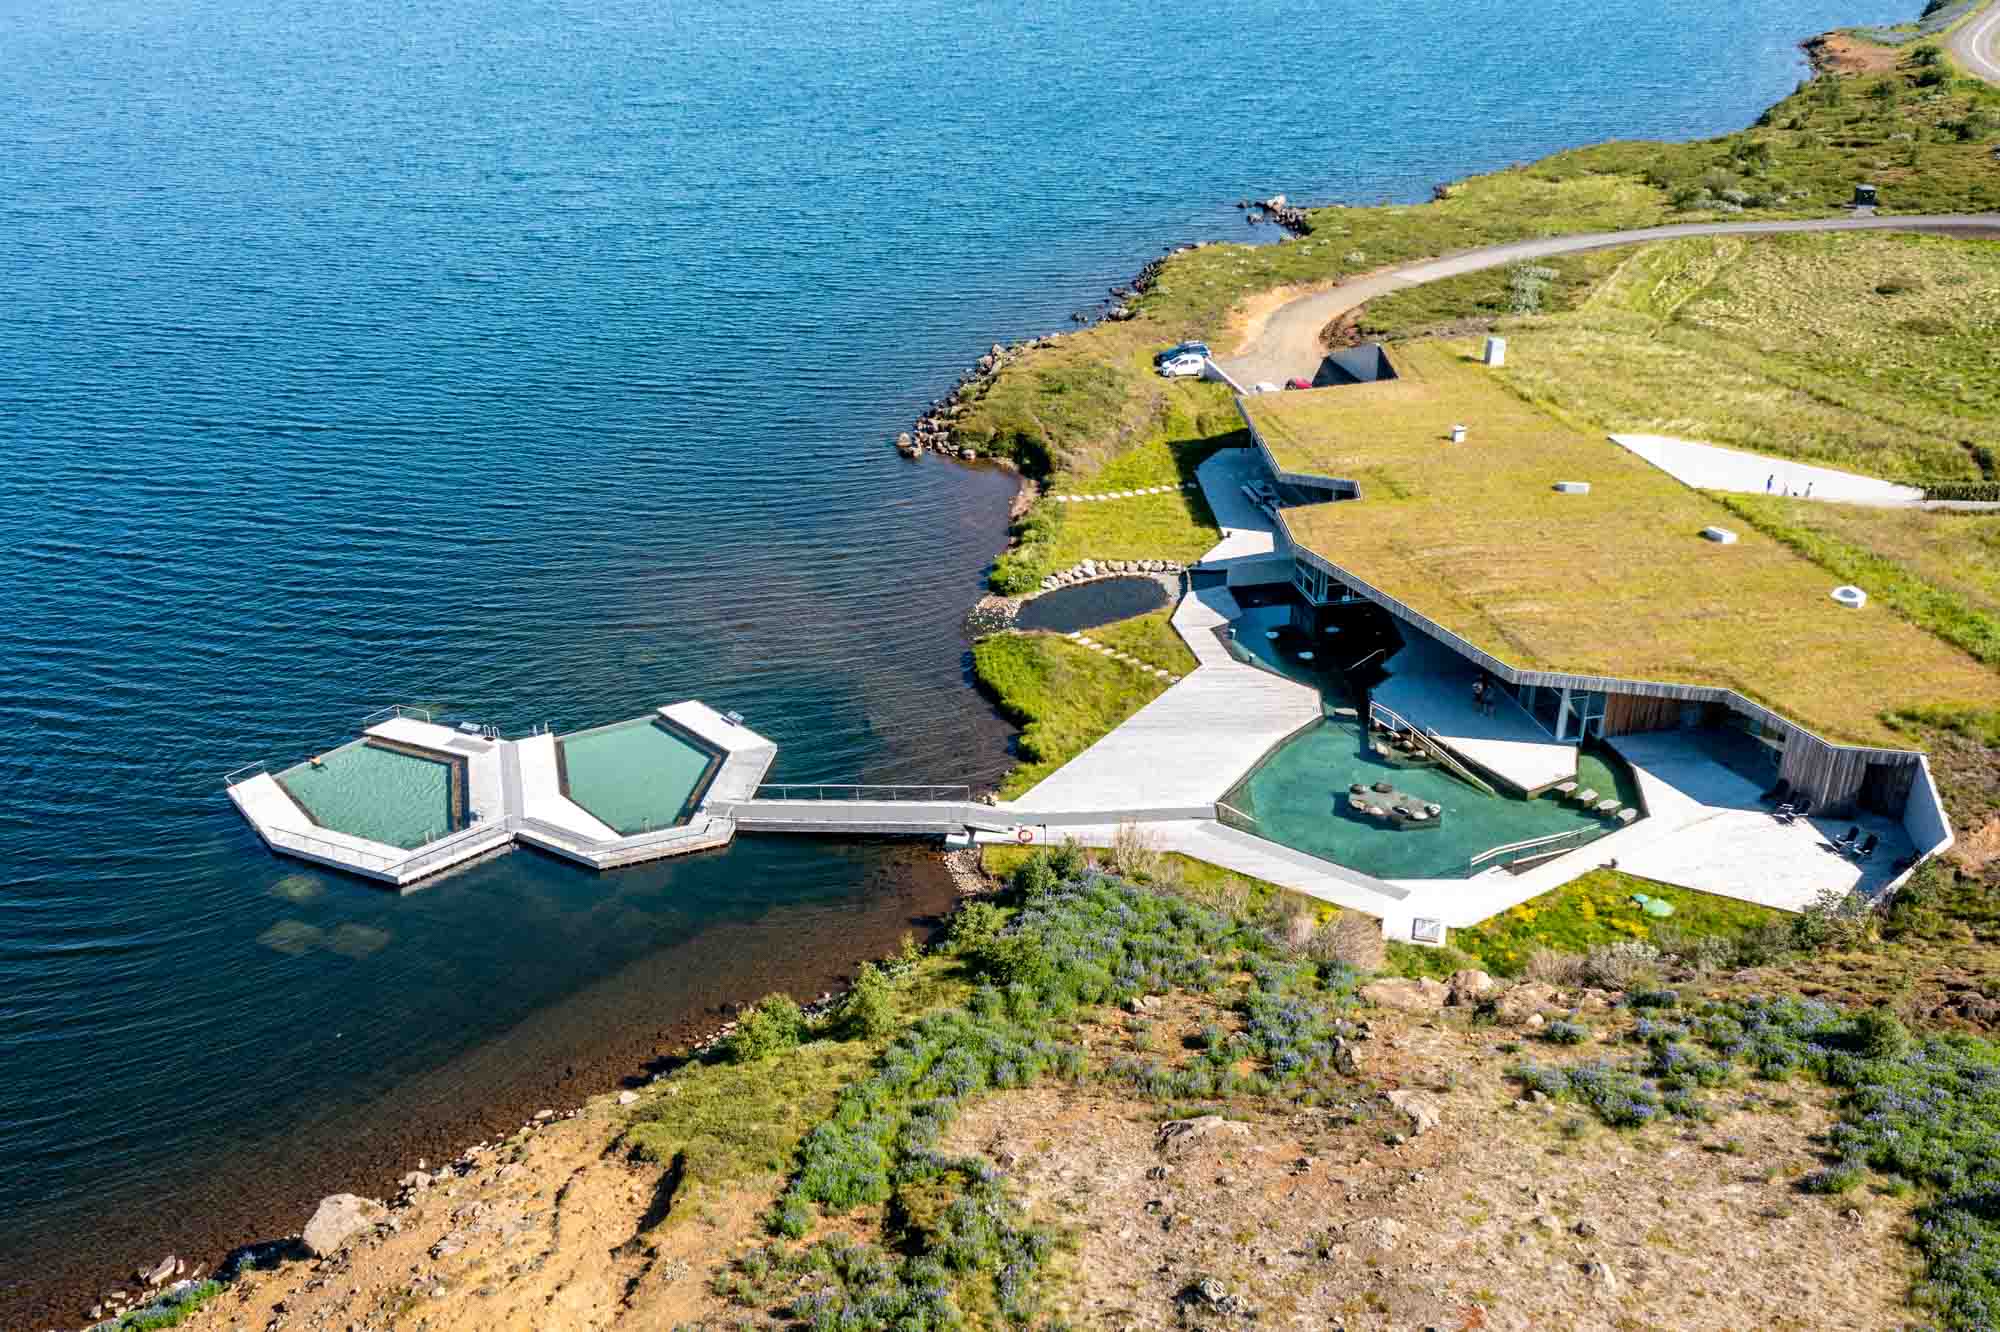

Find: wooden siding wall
<box><xmin>1601</xmin><ymin>692</ymin><xmax>1684</xmax><ymax>737</ymax></box>
<box><xmin>1781</xmin><ymin>735</ymin><xmax>1920</xmax><ymax>817</ymax></box>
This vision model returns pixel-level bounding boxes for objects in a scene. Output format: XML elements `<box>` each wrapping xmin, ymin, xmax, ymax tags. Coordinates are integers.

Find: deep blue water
<box><xmin>0</xmin><ymin>0</ymin><xmax>1910</xmax><ymax>1316</ymax></box>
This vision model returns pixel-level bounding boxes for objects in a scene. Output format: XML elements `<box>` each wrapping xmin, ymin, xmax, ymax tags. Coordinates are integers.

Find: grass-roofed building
<box><xmin>1238</xmin><ymin>339</ymin><xmax>1992</xmax><ymax>837</ymax></box>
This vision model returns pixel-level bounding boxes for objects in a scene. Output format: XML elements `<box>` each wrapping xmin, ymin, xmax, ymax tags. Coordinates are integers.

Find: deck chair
<box><xmin>1832</xmin><ymin>825</ymin><xmax>1859</xmax><ymax>849</ymax></box>
<box><xmin>1761</xmin><ymin>778</ymin><xmax>1792</xmax><ymax>806</ymax></box>
<box><xmin>1852</xmin><ymin>832</ymin><xmax>1880</xmax><ymax>861</ymax></box>
<box><xmin>1775</xmin><ymin>794</ymin><xmax>1813</xmax><ymax>824</ymax></box>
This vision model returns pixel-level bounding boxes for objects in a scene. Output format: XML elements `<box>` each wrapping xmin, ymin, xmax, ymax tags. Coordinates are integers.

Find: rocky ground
<box><xmin>143</xmin><ymin>965</ymin><xmax>1920</xmax><ymax>1332</ymax></box>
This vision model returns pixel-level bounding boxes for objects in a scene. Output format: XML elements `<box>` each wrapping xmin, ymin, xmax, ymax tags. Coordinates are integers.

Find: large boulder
<box><xmin>1358</xmin><ymin>977</ymin><xmax>1448</xmax><ymax>1012</ymax></box>
<box><xmin>1493</xmin><ymin>981</ymin><xmax>1564</xmax><ymax>1025</ymax></box>
<box><xmin>1446</xmin><ymin>968</ymin><xmax>1497</xmax><ymax>1006</ymax></box>
<box><xmin>302</xmin><ymin>1193</ymin><xmax>388</xmax><ymax>1258</ymax></box>
<box><xmin>1383</xmin><ymin>1089</ymin><xmax>1442</xmax><ymax>1136</ymax></box>
<box><xmin>1156</xmin><ymin>1115</ymin><xmax>1250</xmax><ymax>1159</ymax></box>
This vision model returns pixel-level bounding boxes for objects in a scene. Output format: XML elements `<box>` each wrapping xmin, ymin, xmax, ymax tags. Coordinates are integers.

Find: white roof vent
<box><xmin>1553</xmin><ymin>481</ymin><xmax>1590</xmax><ymax>494</ymax></box>
<box><xmin>1831</xmin><ymin>585</ymin><xmax>1867</xmax><ymax>609</ymax></box>
<box><xmin>1700</xmin><ymin>527</ymin><xmax>1738</xmax><ymax>544</ymax></box>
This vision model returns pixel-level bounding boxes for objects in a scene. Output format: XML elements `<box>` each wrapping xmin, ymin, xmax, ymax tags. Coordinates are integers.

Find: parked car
<box><xmin>1285</xmin><ymin>377</ymin><xmax>1313</xmax><ymax>390</ymax></box>
<box><xmin>1158</xmin><ymin>353</ymin><xmax>1205</xmax><ymax>378</ymax></box>
<box><xmin>1154</xmin><ymin>340</ymin><xmax>1211</xmax><ymax>364</ymax></box>
<box><xmin>1252</xmin><ymin>381</ymin><xmax>1281</xmax><ymax>394</ymax></box>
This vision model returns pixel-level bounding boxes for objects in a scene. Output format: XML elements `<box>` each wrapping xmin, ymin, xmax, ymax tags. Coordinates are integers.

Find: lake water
<box><xmin>0</xmin><ymin>0</ymin><xmax>1909</xmax><ymax>1317</ymax></box>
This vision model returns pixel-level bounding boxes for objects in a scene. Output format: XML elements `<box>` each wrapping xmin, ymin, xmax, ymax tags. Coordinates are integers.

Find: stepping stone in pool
<box><xmin>1594</xmin><ymin>798</ymin><xmax>1621</xmax><ymax>814</ymax></box>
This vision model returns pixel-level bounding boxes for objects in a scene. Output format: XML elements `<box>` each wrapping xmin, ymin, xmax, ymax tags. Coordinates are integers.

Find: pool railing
<box><xmin>360</xmin><ymin>703</ymin><xmax>435</xmax><ymax>727</ymax></box>
<box><xmin>1467</xmin><ymin>825</ymin><xmax>1598</xmax><ymax>872</ymax></box>
<box><xmin>223</xmin><ymin>760</ymin><xmax>269</xmax><ymax>788</ymax></box>
<box><xmin>749</xmin><ymin>783</ymin><xmax>973</xmax><ymax>803</ymax></box>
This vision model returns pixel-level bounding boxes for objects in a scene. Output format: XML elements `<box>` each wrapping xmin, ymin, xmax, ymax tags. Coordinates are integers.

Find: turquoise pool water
<box><xmin>1222</xmin><ymin>720</ymin><xmax>1626</xmax><ymax>880</ymax></box>
<box><xmin>278</xmin><ymin>741</ymin><xmax>456</xmax><ymax>850</ymax></box>
<box><xmin>558</xmin><ymin>718</ymin><xmax>718</xmax><ymax>835</ymax></box>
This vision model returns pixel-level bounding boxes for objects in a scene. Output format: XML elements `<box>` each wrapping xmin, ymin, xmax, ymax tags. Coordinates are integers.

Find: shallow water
<box><xmin>0</xmin><ymin>0</ymin><xmax>1910</xmax><ymax>1318</ymax></box>
<box><xmin>1222</xmin><ymin>719</ymin><xmax>1621</xmax><ymax>879</ymax></box>
<box><xmin>1013</xmin><ymin>577</ymin><xmax>1173</xmax><ymax>633</ymax></box>
<box><xmin>278</xmin><ymin>740</ymin><xmax>457</xmax><ymax>849</ymax></box>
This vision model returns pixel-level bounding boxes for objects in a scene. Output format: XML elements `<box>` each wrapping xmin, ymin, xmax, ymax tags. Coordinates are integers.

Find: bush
<box><xmin>1524</xmin><ymin>947</ymin><xmax>1588</xmax><ymax>985</ymax></box>
<box><xmin>1583</xmin><ymin>940</ymin><xmax>1662</xmax><ymax>989</ymax></box>
<box><xmin>1800</xmin><ymin>1164</ymin><xmax>1862</xmax><ymax>1195</ymax></box>
<box><xmin>1923</xmin><ymin>481</ymin><xmax>2000</xmax><ymax>503</ymax></box>
<box><xmin>1544</xmin><ymin>1019</ymin><xmax>1591</xmax><ymax>1045</ymax></box>
<box><xmin>839</xmin><ymin>963</ymin><xmax>899</xmax><ymax>1040</ymax></box>
<box><xmin>725</xmin><ymin>993</ymin><xmax>806</xmax><ymax>1064</ymax></box>
<box><xmin>1853</xmin><ymin>1006</ymin><xmax>1912</xmax><ymax>1061</ymax></box>
<box><xmin>947</xmin><ymin>901</ymin><xmax>1005</xmax><ymax>956</ymax></box>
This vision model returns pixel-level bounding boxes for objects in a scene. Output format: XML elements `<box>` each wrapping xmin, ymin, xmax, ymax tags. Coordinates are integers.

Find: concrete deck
<box><xmin>1194</xmin><ymin>448</ymin><xmax>1289</xmax><ymax>570</ymax></box>
<box><xmin>1370</xmin><ymin>638</ymin><xmax>1578</xmax><ymax>794</ymax></box>
<box><xmin>230</xmin><ymin>701</ymin><xmax>774</xmax><ymax>885</ymax></box>
<box><xmin>1606</xmin><ymin>732</ymin><xmax>1914</xmax><ymax>908</ymax></box>
<box><xmin>1007</xmin><ymin>580</ymin><xmax>1323</xmax><ymax>817</ymax></box>
<box><xmin>1609</xmin><ymin>434</ymin><xmax>1924</xmax><ymax>506</ymax></box>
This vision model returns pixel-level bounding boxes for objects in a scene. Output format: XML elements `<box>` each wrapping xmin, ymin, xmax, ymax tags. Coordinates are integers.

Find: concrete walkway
<box><xmin>1215</xmin><ymin>215</ymin><xmax>2000</xmax><ymax>387</ymax></box>
<box><xmin>1006</xmin><ymin>582</ymin><xmax>1322</xmax><ymax>817</ymax></box>
<box><xmin>1609</xmin><ymin>434</ymin><xmax>1925</xmax><ymax>506</ymax></box>
<box><xmin>1194</xmin><ymin>447</ymin><xmax>1288</xmax><ymax>569</ymax></box>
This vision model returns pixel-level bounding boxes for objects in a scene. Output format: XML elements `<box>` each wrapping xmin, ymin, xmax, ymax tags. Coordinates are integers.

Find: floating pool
<box><xmin>557</xmin><ymin>717</ymin><xmax>719</xmax><ymax>835</ymax></box>
<box><xmin>1221</xmin><ymin>719</ymin><xmax>1629</xmax><ymax>880</ymax></box>
<box><xmin>278</xmin><ymin>740</ymin><xmax>458</xmax><ymax>850</ymax></box>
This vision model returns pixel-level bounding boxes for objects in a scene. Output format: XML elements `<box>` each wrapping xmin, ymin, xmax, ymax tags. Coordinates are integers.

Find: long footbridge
<box><xmin>713</xmin><ymin>784</ymin><xmax>1219</xmax><ymax>837</ymax></box>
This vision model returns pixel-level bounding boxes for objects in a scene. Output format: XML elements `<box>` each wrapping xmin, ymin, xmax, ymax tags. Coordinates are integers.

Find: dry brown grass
<box><xmin>1254</xmin><ymin>341</ymin><xmax>1998</xmax><ymax>747</ymax></box>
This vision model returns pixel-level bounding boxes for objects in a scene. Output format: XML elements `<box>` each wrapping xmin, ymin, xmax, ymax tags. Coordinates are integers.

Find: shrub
<box><xmin>1311</xmin><ymin>911</ymin><xmax>1388</xmax><ymax>971</ymax></box>
<box><xmin>725</xmin><ymin>994</ymin><xmax>806</xmax><ymax>1064</ymax></box>
<box><xmin>1544</xmin><ymin>1019</ymin><xmax>1591</xmax><ymax>1046</ymax></box>
<box><xmin>1107</xmin><ymin>820</ymin><xmax>1162</xmax><ymax>879</ymax></box>
<box><xmin>947</xmin><ymin>901</ymin><xmax>1005</xmax><ymax>956</ymax></box>
<box><xmin>1853</xmin><ymin>1006</ymin><xmax>1912</xmax><ymax>1061</ymax></box>
<box><xmin>1629</xmin><ymin>989</ymin><xmax>1681</xmax><ymax>1010</ymax></box>
<box><xmin>1800</xmin><ymin>1164</ymin><xmax>1862</xmax><ymax>1195</ymax></box>
<box><xmin>839</xmin><ymin>963</ymin><xmax>899</xmax><ymax>1040</ymax></box>
<box><xmin>1583</xmin><ymin>940</ymin><xmax>1662</xmax><ymax>989</ymax></box>
<box><xmin>1524</xmin><ymin>947</ymin><xmax>1588</xmax><ymax>985</ymax></box>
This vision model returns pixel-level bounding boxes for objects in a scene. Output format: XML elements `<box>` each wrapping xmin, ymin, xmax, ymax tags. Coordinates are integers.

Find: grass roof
<box><xmin>1247</xmin><ymin>341</ymin><xmax>1998</xmax><ymax>747</ymax></box>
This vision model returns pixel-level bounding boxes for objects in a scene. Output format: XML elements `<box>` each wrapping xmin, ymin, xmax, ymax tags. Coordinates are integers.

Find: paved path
<box><xmin>1609</xmin><ymin>433</ymin><xmax>1927</xmax><ymax>506</ymax></box>
<box><xmin>1951</xmin><ymin>0</ymin><xmax>2000</xmax><ymax>82</ymax></box>
<box><xmin>1215</xmin><ymin>215</ymin><xmax>2000</xmax><ymax>387</ymax></box>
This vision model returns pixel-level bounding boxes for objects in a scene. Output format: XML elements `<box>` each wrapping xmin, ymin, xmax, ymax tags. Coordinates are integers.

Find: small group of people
<box><xmin>1470</xmin><ymin>675</ymin><xmax>1497</xmax><ymax>717</ymax></box>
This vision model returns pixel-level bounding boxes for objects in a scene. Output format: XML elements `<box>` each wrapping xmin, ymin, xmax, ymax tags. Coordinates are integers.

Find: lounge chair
<box><xmin>1852</xmin><ymin>832</ymin><xmax>1879</xmax><ymax>861</ymax></box>
<box><xmin>1775</xmin><ymin>794</ymin><xmax>1814</xmax><ymax>825</ymax></box>
<box><xmin>1761</xmin><ymin>778</ymin><xmax>1792</xmax><ymax>806</ymax></box>
<box><xmin>1832</xmin><ymin>825</ymin><xmax>1859</xmax><ymax>849</ymax></box>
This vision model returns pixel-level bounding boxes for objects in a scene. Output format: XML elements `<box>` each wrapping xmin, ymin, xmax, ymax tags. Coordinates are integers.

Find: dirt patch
<box><xmin>1804</xmin><ymin>32</ymin><xmax>1902</xmax><ymax>76</ymax></box>
<box><xmin>945</xmin><ymin>1014</ymin><xmax>1917</xmax><ymax>1331</ymax></box>
<box><xmin>1223</xmin><ymin>279</ymin><xmax>1336</xmax><ymax>357</ymax></box>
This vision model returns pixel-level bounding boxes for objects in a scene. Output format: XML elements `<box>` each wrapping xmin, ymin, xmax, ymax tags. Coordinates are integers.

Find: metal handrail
<box><xmin>360</xmin><ymin>703</ymin><xmax>434</xmax><ymax>727</ymax></box>
<box><xmin>748</xmin><ymin>783</ymin><xmax>974</xmax><ymax>803</ymax></box>
<box><xmin>387</xmin><ymin>816</ymin><xmax>518</xmax><ymax>874</ymax></box>
<box><xmin>1216</xmin><ymin>799</ymin><xmax>1257</xmax><ymax>826</ymax></box>
<box><xmin>223</xmin><ymin>760</ymin><xmax>269</xmax><ymax>788</ymax></box>
<box><xmin>1348</xmin><ymin>647</ymin><xmax>1387</xmax><ymax>672</ymax></box>
<box><xmin>1469</xmin><ymin>825</ymin><xmax>1595</xmax><ymax>869</ymax></box>
<box><xmin>1367</xmin><ymin>700</ymin><xmax>1498</xmax><ymax>798</ymax></box>
<box><xmin>260</xmin><ymin>825</ymin><xmax>396</xmax><ymax>871</ymax></box>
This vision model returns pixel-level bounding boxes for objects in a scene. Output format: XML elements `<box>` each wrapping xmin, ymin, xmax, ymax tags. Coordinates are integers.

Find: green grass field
<box><xmin>952</xmin><ymin>54</ymin><xmax>2000</xmax><ymax>494</ymax></box>
<box><xmin>1089</xmin><ymin>608</ymin><xmax>1199</xmax><ymax>676</ymax></box>
<box><xmin>971</xmin><ymin>628</ymin><xmax>1171</xmax><ymax>798</ymax></box>
<box><xmin>1489</xmin><ymin>232</ymin><xmax>2000</xmax><ymax>482</ymax></box>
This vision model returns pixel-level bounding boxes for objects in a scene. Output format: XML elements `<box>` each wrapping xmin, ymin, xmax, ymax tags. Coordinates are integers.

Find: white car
<box><xmin>1159</xmin><ymin>353</ymin><xmax>1205</xmax><ymax>379</ymax></box>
